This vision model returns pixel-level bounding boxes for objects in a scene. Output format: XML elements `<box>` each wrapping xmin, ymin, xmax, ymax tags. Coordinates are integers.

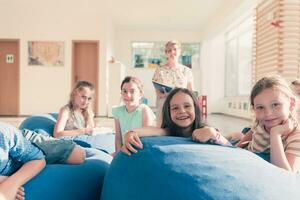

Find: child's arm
<box><xmin>270</xmin><ymin>132</ymin><xmax>294</xmax><ymax>171</ymax></box>
<box><xmin>129</xmin><ymin>126</ymin><xmax>167</xmax><ymax>137</ymax></box>
<box><xmin>270</xmin><ymin>119</ymin><xmax>299</xmax><ymax>172</ymax></box>
<box><xmin>114</xmin><ymin>119</ymin><xmax>122</xmax><ymax>154</ymax></box>
<box><xmin>142</xmin><ymin>105</ymin><xmax>155</xmax><ymax>126</ymax></box>
<box><xmin>121</xmin><ymin>126</ymin><xmax>167</xmax><ymax>156</ymax></box>
<box><xmin>54</xmin><ymin>107</ymin><xmax>93</xmax><ymax>137</ymax></box>
<box><xmin>235</xmin><ymin>129</ymin><xmax>253</xmax><ymax>148</ymax></box>
<box><xmin>192</xmin><ymin>126</ymin><xmax>232</xmax><ymax>146</ymax></box>
<box><xmin>83</xmin><ymin>104</ymin><xmax>95</xmax><ymax>128</ymax></box>
<box><xmin>0</xmin><ymin>159</ymin><xmax>45</xmax><ymax>200</ymax></box>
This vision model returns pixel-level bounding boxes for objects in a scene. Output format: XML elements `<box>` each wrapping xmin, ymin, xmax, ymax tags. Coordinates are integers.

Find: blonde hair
<box><xmin>250</xmin><ymin>75</ymin><xmax>298</xmax><ymax>122</ymax></box>
<box><xmin>165</xmin><ymin>40</ymin><xmax>181</xmax><ymax>52</ymax></box>
<box><xmin>68</xmin><ymin>81</ymin><xmax>95</xmax><ymax>110</ymax></box>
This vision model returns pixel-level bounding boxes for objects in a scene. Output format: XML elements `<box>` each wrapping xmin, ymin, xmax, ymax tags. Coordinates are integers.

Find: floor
<box><xmin>205</xmin><ymin>114</ymin><xmax>251</xmax><ymax>136</ymax></box>
<box><xmin>0</xmin><ymin>114</ymin><xmax>251</xmax><ymax>136</ymax></box>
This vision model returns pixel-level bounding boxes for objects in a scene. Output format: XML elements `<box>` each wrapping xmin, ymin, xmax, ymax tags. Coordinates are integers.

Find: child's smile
<box><xmin>170</xmin><ymin>92</ymin><xmax>195</xmax><ymax>128</ymax></box>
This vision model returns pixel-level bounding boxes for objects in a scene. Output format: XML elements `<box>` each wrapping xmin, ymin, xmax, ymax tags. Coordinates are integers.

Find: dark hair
<box><xmin>161</xmin><ymin>88</ymin><xmax>203</xmax><ymax>137</ymax></box>
<box><xmin>120</xmin><ymin>76</ymin><xmax>144</xmax><ymax>94</ymax></box>
<box><xmin>68</xmin><ymin>80</ymin><xmax>95</xmax><ymax>109</ymax></box>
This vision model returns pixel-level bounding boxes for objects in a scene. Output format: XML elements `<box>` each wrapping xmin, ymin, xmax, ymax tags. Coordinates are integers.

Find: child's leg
<box><xmin>64</xmin><ymin>145</ymin><xmax>86</xmax><ymax>164</ymax></box>
<box><xmin>22</xmin><ymin>129</ymin><xmax>85</xmax><ymax>164</ymax></box>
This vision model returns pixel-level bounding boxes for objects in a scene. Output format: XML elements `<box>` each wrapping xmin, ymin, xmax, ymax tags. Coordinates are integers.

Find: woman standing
<box><xmin>152</xmin><ymin>40</ymin><xmax>194</xmax><ymax>126</ymax></box>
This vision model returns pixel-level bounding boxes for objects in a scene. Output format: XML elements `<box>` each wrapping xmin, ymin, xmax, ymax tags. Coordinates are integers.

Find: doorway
<box><xmin>72</xmin><ymin>41</ymin><xmax>99</xmax><ymax>115</ymax></box>
<box><xmin>0</xmin><ymin>39</ymin><xmax>19</xmax><ymax>116</ymax></box>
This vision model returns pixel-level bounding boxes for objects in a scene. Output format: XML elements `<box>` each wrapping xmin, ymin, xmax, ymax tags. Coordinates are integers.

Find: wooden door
<box><xmin>72</xmin><ymin>41</ymin><xmax>99</xmax><ymax>115</ymax></box>
<box><xmin>0</xmin><ymin>39</ymin><xmax>19</xmax><ymax>116</ymax></box>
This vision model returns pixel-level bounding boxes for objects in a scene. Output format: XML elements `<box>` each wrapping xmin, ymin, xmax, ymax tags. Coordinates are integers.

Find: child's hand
<box><xmin>82</xmin><ymin>104</ymin><xmax>95</xmax><ymax>120</ymax></box>
<box><xmin>121</xmin><ymin>131</ymin><xmax>143</xmax><ymax>156</ymax></box>
<box><xmin>86</xmin><ymin>105</ymin><xmax>94</xmax><ymax>117</ymax></box>
<box><xmin>83</xmin><ymin>127</ymin><xmax>93</xmax><ymax>135</ymax></box>
<box><xmin>192</xmin><ymin>127</ymin><xmax>217</xmax><ymax>143</ymax></box>
<box><xmin>270</xmin><ymin>119</ymin><xmax>296</xmax><ymax>137</ymax></box>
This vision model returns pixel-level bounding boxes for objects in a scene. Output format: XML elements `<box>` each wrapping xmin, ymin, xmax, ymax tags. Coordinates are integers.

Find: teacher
<box><xmin>152</xmin><ymin>40</ymin><xmax>194</xmax><ymax>127</ymax></box>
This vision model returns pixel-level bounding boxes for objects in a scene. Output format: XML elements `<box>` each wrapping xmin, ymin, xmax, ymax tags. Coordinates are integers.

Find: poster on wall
<box><xmin>28</xmin><ymin>41</ymin><xmax>64</xmax><ymax>66</ymax></box>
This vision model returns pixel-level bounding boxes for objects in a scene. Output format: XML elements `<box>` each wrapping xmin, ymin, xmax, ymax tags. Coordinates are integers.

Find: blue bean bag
<box><xmin>25</xmin><ymin>148</ymin><xmax>112</xmax><ymax>200</ymax></box>
<box><xmin>19</xmin><ymin>113</ymin><xmax>115</xmax><ymax>153</ymax></box>
<box><xmin>101</xmin><ymin>137</ymin><xmax>300</xmax><ymax>200</ymax></box>
<box><xmin>19</xmin><ymin>113</ymin><xmax>58</xmax><ymax>136</ymax></box>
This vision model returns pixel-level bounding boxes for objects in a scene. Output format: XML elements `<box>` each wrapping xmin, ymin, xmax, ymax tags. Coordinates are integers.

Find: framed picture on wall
<box><xmin>28</xmin><ymin>41</ymin><xmax>64</xmax><ymax>66</ymax></box>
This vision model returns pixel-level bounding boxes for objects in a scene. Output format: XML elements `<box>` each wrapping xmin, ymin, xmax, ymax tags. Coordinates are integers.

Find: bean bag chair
<box><xmin>19</xmin><ymin>113</ymin><xmax>58</xmax><ymax>136</ymax></box>
<box><xmin>19</xmin><ymin>113</ymin><xmax>115</xmax><ymax>153</ymax></box>
<box><xmin>25</xmin><ymin>148</ymin><xmax>112</xmax><ymax>200</ymax></box>
<box><xmin>101</xmin><ymin>136</ymin><xmax>300</xmax><ymax>200</ymax></box>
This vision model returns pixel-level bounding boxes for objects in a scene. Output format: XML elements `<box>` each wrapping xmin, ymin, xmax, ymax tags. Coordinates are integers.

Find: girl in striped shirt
<box><xmin>236</xmin><ymin>75</ymin><xmax>300</xmax><ymax>172</ymax></box>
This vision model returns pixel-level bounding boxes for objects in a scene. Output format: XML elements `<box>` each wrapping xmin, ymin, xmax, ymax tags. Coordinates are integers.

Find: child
<box><xmin>0</xmin><ymin>122</ymin><xmax>45</xmax><ymax>200</ymax></box>
<box><xmin>0</xmin><ymin>122</ymin><xmax>85</xmax><ymax>199</ymax></box>
<box><xmin>208</xmin><ymin>76</ymin><xmax>300</xmax><ymax>172</ymax></box>
<box><xmin>112</xmin><ymin>76</ymin><xmax>156</xmax><ymax>155</ymax></box>
<box><xmin>121</xmin><ymin>88</ymin><xmax>230</xmax><ymax>156</ymax></box>
<box><xmin>54</xmin><ymin>81</ymin><xmax>95</xmax><ymax>137</ymax></box>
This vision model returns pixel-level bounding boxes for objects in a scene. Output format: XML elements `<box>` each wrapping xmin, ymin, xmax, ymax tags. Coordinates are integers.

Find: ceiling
<box><xmin>109</xmin><ymin>0</ymin><xmax>243</xmax><ymax>31</ymax></box>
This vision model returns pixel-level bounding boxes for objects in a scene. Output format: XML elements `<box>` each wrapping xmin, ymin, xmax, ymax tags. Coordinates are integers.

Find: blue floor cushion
<box><xmin>19</xmin><ymin>113</ymin><xmax>57</xmax><ymax>135</ymax></box>
<box><xmin>25</xmin><ymin>148</ymin><xmax>112</xmax><ymax>200</ymax></box>
<box><xmin>101</xmin><ymin>136</ymin><xmax>300</xmax><ymax>200</ymax></box>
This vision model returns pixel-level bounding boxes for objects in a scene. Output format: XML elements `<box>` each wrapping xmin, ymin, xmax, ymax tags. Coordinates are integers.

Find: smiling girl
<box><xmin>235</xmin><ymin>75</ymin><xmax>300</xmax><ymax>172</ymax></box>
<box><xmin>121</xmin><ymin>88</ymin><xmax>230</xmax><ymax>156</ymax></box>
<box><xmin>112</xmin><ymin>76</ymin><xmax>156</xmax><ymax>155</ymax></box>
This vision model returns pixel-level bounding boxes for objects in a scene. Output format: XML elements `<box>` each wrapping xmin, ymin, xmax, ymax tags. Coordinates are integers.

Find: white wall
<box><xmin>200</xmin><ymin>35</ymin><xmax>226</xmax><ymax>113</ymax></box>
<box><xmin>0</xmin><ymin>0</ymin><xmax>114</xmax><ymax>116</ymax></box>
<box><xmin>199</xmin><ymin>0</ymin><xmax>257</xmax><ymax>116</ymax></box>
<box><xmin>114</xmin><ymin>1</ymin><xmax>256</xmax><ymax>111</ymax></box>
<box><xmin>115</xmin><ymin>30</ymin><xmax>202</xmax><ymax>107</ymax></box>
<box><xmin>0</xmin><ymin>0</ymin><xmax>257</xmax><ymax>117</ymax></box>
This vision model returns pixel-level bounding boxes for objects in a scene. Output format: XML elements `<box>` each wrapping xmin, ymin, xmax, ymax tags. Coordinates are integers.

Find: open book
<box><xmin>152</xmin><ymin>81</ymin><xmax>173</xmax><ymax>93</ymax></box>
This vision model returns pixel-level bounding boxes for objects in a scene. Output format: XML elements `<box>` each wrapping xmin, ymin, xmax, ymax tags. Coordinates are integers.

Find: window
<box><xmin>132</xmin><ymin>42</ymin><xmax>200</xmax><ymax>69</ymax></box>
<box><xmin>225</xmin><ymin>16</ymin><xmax>253</xmax><ymax>96</ymax></box>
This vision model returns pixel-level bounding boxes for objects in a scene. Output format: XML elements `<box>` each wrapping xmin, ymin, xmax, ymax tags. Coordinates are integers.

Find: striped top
<box><xmin>247</xmin><ymin>122</ymin><xmax>300</xmax><ymax>157</ymax></box>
